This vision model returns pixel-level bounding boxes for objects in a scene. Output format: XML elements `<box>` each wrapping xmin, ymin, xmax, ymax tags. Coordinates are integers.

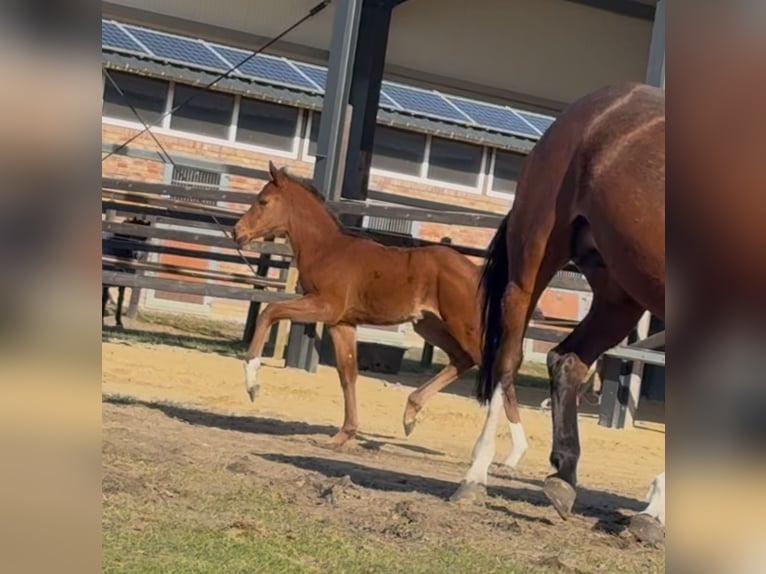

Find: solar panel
<box><xmin>378</xmin><ymin>91</ymin><xmax>400</xmax><ymax>110</ymax></box>
<box><xmin>382</xmin><ymin>83</ymin><xmax>468</xmax><ymax>123</ymax></box>
<box><xmin>447</xmin><ymin>97</ymin><xmax>539</xmax><ymax>138</ymax></box>
<box><xmin>210</xmin><ymin>45</ymin><xmax>315</xmax><ymax>90</ymax></box>
<box><xmin>516</xmin><ymin>111</ymin><xmax>555</xmax><ymax>135</ymax></box>
<box><xmin>123</xmin><ymin>26</ymin><xmax>227</xmax><ymax>71</ymax></box>
<box><xmin>102</xmin><ymin>21</ymin><xmax>145</xmax><ymax>53</ymax></box>
<box><xmin>294</xmin><ymin>63</ymin><xmax>327</xmax><ymax>91</ymax></box>
<box><xmin>101</xmin><ymin>19</ymin><xmax>559</xmax><ymax>141</ymax></box>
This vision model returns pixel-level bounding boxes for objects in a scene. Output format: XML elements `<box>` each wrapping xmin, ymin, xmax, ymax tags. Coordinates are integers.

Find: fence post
<box><xmin>125</xmin><ymin>213</ymin><xmax>151</xmax><ymax>320</ymax></box>
<box><xmin>272</xmin><ymin>245</ymin><xmax>298</xmax><ymax>363</ymax></box>
<box><xmin>242</xmin><ymin>245</ymin><xmax>276</xmax><ymax>347</ymax></box>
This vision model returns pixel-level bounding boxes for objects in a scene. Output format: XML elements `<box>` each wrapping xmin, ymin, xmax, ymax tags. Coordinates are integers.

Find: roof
<box><xmin>102</xmin><ymin>18</ymin><xmax>556</xmax><ymax>153</ymax></box>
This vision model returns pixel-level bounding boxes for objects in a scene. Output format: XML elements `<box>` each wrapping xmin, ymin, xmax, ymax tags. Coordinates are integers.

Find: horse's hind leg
<box><xmin>452</xmin><ymin>234</ymin><xmax>570</xmax><ymax>504</ymax></box>
<box><xmin>403</xmin><ymin>316</ymin><xmax>473</xmax><ymax>435</ymax></box>
<box><xmin>629</xmin><ymin>470</ymin><xmax>665</xmax><ymax>544</ymax></box>
<box><xmin>543</xmin><ymin>273</ymin><xmax>643</xmax><ymax>520</ymax></box>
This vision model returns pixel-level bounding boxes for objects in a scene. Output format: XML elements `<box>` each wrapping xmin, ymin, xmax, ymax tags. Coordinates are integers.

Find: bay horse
<box><xmin>102</xmin><ymin>216</ymin><xmax>151</xmax><ymax>328</ymax></box>
<box><xmin>232</xmin><ymin>162</ymin><xmax>533</xmax><ymax>466</ymax></box>
<box><xmin>451</xmin><ymin>83</ymin><xmax>666</xmax><ymax>543</ymax></box>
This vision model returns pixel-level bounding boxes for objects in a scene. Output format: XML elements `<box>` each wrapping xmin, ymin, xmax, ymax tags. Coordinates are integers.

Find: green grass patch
<box><xmin>104</xmin><ymin>492</ymin><xmax>553</xmax><ymax>574</ymax></box>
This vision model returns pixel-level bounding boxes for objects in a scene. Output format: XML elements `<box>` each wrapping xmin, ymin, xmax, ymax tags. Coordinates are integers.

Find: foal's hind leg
<box><xmin>326</xmin><ymin>324</ymin><xmax>360</xmax><ymax>447</ymax></box>
<box><xmin>543</xmin><ymin>277</ymin><xmax>643</xmax><ymax>520</ymax></box>
<box><xmin>402</xmin><ymin>317</ymin><xmax>474</xmax><ymax>435</ymax></box>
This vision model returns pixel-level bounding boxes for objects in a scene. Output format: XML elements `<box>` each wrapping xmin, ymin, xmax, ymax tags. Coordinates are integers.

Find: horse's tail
<box><xmin>475</xmin><ymin>214</ymin><xmax>511</xmax><ymax>405</ymax></box>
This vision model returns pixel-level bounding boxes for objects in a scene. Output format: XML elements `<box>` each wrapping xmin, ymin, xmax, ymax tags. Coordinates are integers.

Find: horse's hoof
<box><xmin>543</xmin><ymin>477</ymin><xmax>576</xmax><ymax>520</ymax></box>
<box><xmin>450</xmin><ymin>481</ymin><xmax>487</xmax><ymax>506</ymax></box>
<box><xmin>328</xmin><ymin>430</ymin><xmax>356</xmax><ymax>448</ymax></box>
<box><xmin>403</xmin><ymin>417</ymin><xmax>416</xmax><ymax>437</ymax></box>
<box><xmin>629</xmin><ymin>513</ymin><xmax>665</xmax><ymax>545</ymax></box>
<box><xmin>247</xmin><ymin>385</ymin><xmax>259</xmax><ymax>402</ymax></box>
<box><xmin>402</xmin><ymin>401</ymin><xmax>421</xmax><ymax>437</ymax></box>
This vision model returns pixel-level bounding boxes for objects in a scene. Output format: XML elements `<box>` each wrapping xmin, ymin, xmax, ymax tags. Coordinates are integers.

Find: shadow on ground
<box><xmin>103</xmin><ymin>395</ymin><xmax>445</xmax><ymax>457</ymax></box>
<box><xmin>256</xmin><ymin>452</ymin><xmax>644</xmax><ymax>534</ymax></box>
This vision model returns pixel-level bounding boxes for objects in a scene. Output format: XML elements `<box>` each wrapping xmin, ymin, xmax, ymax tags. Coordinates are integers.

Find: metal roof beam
<box><xmin>562</xmin><ymin>0</ymin><xmax>656</xmax><ymax>21</ymax></box>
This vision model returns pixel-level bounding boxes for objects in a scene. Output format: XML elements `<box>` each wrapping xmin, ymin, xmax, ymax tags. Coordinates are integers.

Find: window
<box><xmin>492</xmin><ymin>150</ymin><xmax>525</xmax><ymax>195</ymax></box>
<box><xmin>236</xmin><ymin>98</ymin><xmax>299</xmax><ymax>151</ymax></box>
<box><xmin>102</xmin><ymin>71</ymin><xmax>168</xmax><ymax>125</ymax></box>
<box><xmin>372</xmin><ymin>126</ymin><xmax>426</xmax><ymax>176</ymax></box>
<box><xmin>170</xmin><ymin>84</ymin><xmax>234</xmax><ymax>139</ymax></box>
<box><xmin>427</xmin><ymin>136</ymin><xmax>483</xmax><ymax>188</ymax></box>
<box><xmin>307</xmin><ymin>111</ymin><xmax>321</xmax><ymax>157</ymax></box>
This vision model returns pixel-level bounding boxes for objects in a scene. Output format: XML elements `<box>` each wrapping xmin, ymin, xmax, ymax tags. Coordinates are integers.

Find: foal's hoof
<box><xmin>246</xmin><ymin>385</ymin><xmax>259</xmax><ymax>402</ymax></box>
<box><xmin>328</xmin><ymin>429</ymin><xmax>356</xmax><ymax>448</ymax></box>
<box><xmin>543</xmin><ymin>477</ymin><xmax>576</xmax><ymax>520</ymax></box>
<box><xmin>629</xmin><ymin>513</ymin><xmax>665</xmax><ymax>545</ymax></box>
<box><xmin>450</xmin><ymin>481</ymin><xmax>487</xmax><ymax>506</ymax></box>
<box><xmin>402</xmin><ymin>401</ymin><xmax>421</xmax><ymax>437</ymax></box>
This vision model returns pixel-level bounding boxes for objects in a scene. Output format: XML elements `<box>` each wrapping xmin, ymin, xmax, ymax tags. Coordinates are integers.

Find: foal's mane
<box><xmin>280</xmin><ymin>170</ymin><xmax>353</xmax><ymax>234</ymax></box>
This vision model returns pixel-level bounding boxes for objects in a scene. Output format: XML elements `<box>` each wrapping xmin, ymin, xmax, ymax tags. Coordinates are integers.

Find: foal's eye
<box><xmin>258</xmin><ymin>197</ymin><xmax>269</xmax><ymax>206</ymax></box>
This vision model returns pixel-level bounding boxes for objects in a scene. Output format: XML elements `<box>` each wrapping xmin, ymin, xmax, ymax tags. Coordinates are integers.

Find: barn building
<box><xmin>101</xmin><ymin>0</ymin><xmax>664</xmax><ymax>400</ymax></box>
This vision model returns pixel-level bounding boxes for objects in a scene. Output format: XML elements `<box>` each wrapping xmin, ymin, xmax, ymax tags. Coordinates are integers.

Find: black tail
<box><xmin>475</xmin><ymin>215</ymin><xmax>510</xmax><ymax>405</ymax></box>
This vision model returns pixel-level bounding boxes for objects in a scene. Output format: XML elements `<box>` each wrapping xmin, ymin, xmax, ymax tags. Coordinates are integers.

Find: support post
<box><xmin>339</xmin><ymin>0</ymin><xmax>394</xmax><ymax>226</ymax></box>
<box><xmin>598</xmin><ymin>312</ymin><xmax>651</xmax><ymax>429</ymax></box>
<box><xmin>646</xmin><ymin>0</ymin><xmax>665</xmax><ymax>88</ymax></box>
<box><xmin>286</xmin><ymin>0</ymin><xmax>364</xmax><ymax>372</ymax></box>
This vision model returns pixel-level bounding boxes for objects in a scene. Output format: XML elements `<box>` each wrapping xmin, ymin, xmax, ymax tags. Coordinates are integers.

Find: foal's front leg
<box><xmin>243</xmin><ymin>295</ymin><xmax>335</xmax><ymax>401</ymax></box>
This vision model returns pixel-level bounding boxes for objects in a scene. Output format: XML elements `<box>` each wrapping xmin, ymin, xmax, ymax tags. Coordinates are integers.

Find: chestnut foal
<box><xmin>232</xmin><ymin>162</ymin><xmax>529</xmax><ymax>468</ymax></box>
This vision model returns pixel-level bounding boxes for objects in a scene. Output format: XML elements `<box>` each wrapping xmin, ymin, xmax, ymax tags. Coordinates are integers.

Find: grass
<box><xmin>103</xmin><ymin>477</ymin><xmax>556</xmax><ymax>574</ymax></box>
<box><xmin>104</xmin><ymin>517</ymin><xmax>547</xmax><ymax>574</ymax></box>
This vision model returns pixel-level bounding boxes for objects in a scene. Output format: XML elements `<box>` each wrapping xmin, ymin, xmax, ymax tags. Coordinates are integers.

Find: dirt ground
<box><xmin>102</xmin><ymin>324</ymin><xmax>665</xmax><ymax>573</ymax></box>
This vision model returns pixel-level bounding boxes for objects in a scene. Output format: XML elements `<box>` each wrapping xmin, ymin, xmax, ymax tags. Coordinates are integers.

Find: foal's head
<box><xmin>233</xmin><ymin>161</ymin><xmax>325</xmax><ymax>246</ymax></box>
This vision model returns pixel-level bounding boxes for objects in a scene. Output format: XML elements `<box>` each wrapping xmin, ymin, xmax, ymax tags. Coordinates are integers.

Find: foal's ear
<box><xmin>268</xmin><ymin>161</ymin><xmax>288</xmax><ymax>187</ymax></box>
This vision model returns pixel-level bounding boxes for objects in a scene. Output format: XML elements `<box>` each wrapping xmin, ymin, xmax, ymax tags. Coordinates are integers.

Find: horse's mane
<box><xmin>284</xmin><ymin>172</ymin><xmax>327</xmax><ymax>204</ymax></box>
<box><xmin>281</xmin><ymin>170</ymin><xmax>359</xmax><ymax>235</ymax></box>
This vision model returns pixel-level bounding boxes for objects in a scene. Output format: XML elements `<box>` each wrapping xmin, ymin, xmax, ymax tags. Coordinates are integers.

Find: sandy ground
<box><xmin>102</xmin><ymin>335</ymin><xmax>665</xmax><ymax>571</ymax></box>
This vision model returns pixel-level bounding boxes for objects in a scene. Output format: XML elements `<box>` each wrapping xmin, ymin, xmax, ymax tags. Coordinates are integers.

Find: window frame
<box><xmin>424</xmin><ymin>134</ymin><xmax>487</xmax><ymax>193</ymax></box>
<box><xmin>486</xmin><ymin>148</ymin><xmax>525</xmax><ymax>200</ymax></box>
<box><xmin>102</xmin><ymin>75</ymin><xmax>303</xmax><ymax>159</ymax></box>
<box><xmin>101</xmin><ymin>69</ymin><xmax>171</xmax><ymax>127</ymax></box>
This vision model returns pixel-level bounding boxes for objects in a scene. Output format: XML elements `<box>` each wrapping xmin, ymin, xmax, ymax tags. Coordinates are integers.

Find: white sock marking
<box><xmin>244</xmin><ymin>357</ymin><xmax>261</xmax><ymax>398</ymax></box>
<box><xmin>463</xmin><ymin>384</ymin><xmax>505</xmax><ymax>485</ymax></box>
<box><xmin>641</xmin><ymin>471</ymin><xmax>665</xmax><ymax>526</ymax></box>
<box><xmin>503</xmin><ymin>421</ymin><xmax>528</xmax><ymax>469</ymax></box>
